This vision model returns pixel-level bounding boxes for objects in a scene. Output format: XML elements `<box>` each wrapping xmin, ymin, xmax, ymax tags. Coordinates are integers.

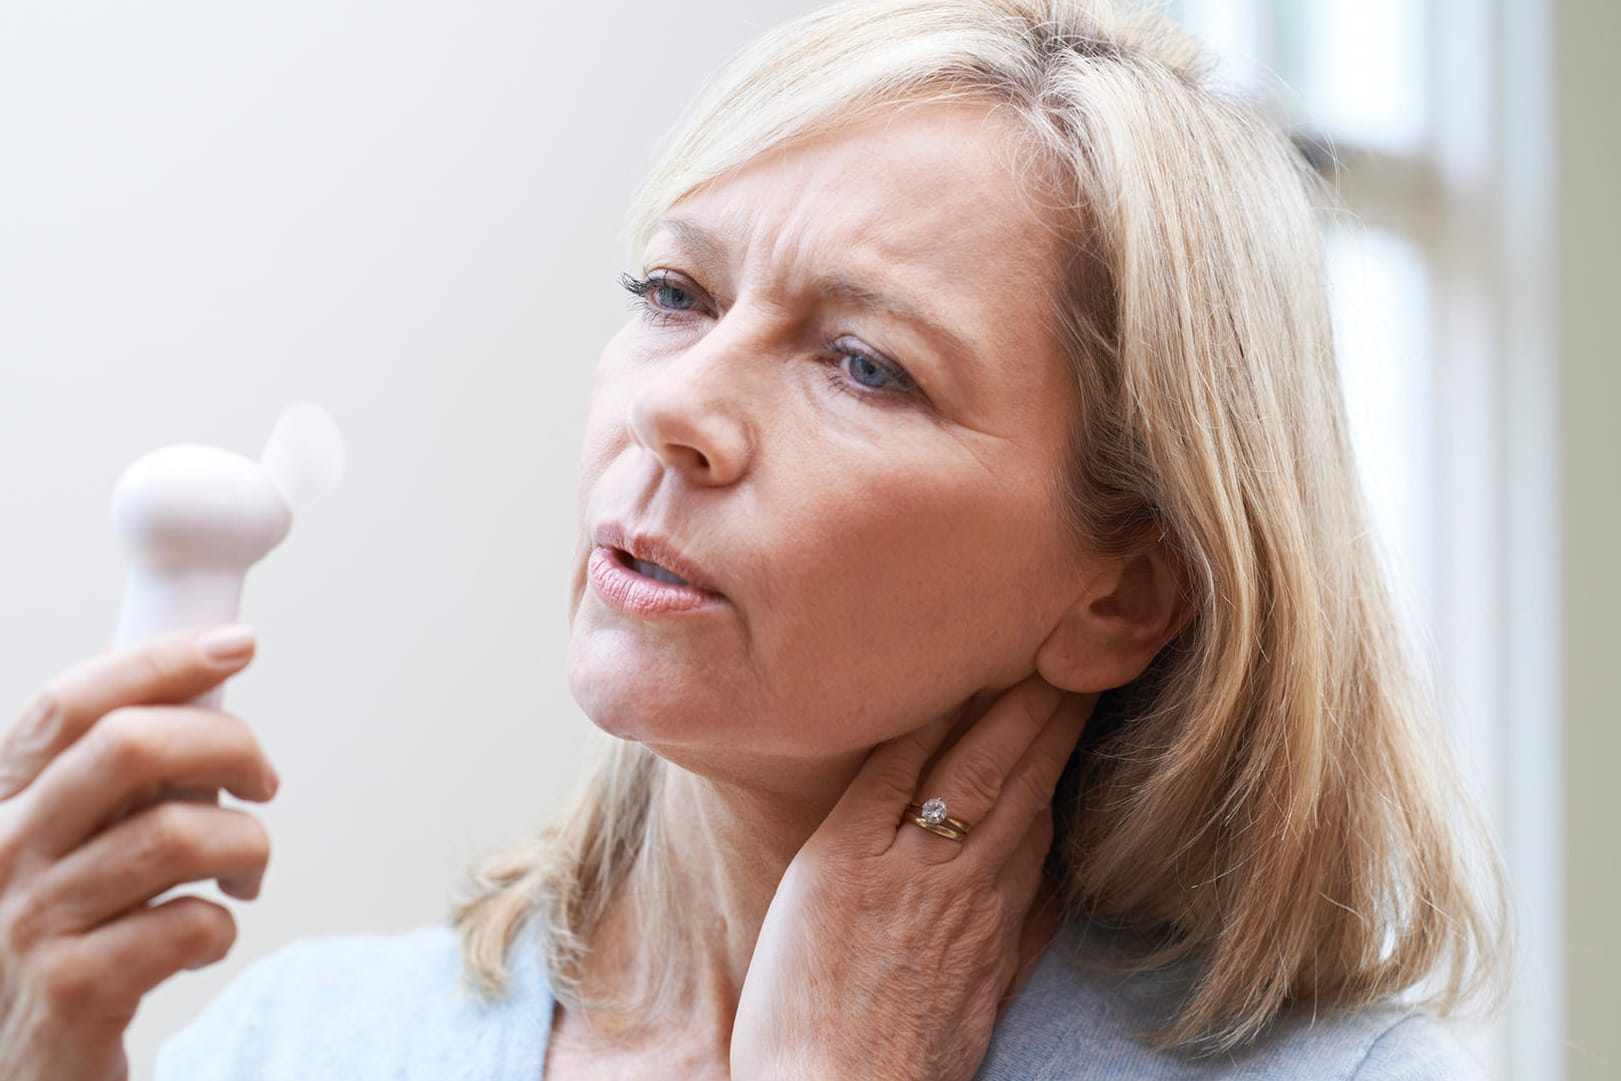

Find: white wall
<box><xmin>1555</xmin><ymin>2</ymin><xmax>1621</xmax><ymax>1078</ymax></box>
<box><xmin>0</xmin><ymin>3</ymin><xmax>812</xmax><ymax>1076</ymax></box>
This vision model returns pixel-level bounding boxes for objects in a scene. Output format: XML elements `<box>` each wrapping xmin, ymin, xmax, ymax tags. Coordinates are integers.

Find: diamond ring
<box><xmin>903</xmin><ymin>797</ymin><xmax>973</xmax><ymax>842</ymax></box>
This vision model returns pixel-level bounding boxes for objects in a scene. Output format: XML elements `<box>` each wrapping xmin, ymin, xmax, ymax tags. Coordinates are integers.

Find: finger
<box><xmin>991</xmin><ymin>811</ymin><xmax>1063</xmax><ymax>1023</ymax></box>
<box><xmin>0</xmin><ymin>624</ymin><xmax>256</xmax><ymax>801</ymax></box>
<box><xmin>999</xmin><ymin>806</ymin><xmax>1055</xmax><ymax>915</ymax></box>
<box><xmin>891</xmin><ymin>675</ymin><xmax>1065</xmax><ymax>865</ymax></box>
<box><xmin>24</xmin><ymin>802</ymin><xmax>270</xmax><ymax>936</ymax></box>
<box><xmin>816</xmin><ymin>697</ymin><xmax>975</xmax><ymax>851</ymax></box>
<box><xmin>115</xmin><ymin>785</ymin><xmax>261</xmax><ymax>896</ymax></box>
<box><xmin>45</xmin><ymin>895</ymin><xmax>237</xmax><ymax>1014</ymax></box>
<box><xmin>13</xmin><ymin>704</ymin><xmax>277</xmax><ymax>859</ymax></box>
<box><xmin>964</xmin><ymin>691</ymin><xmax>1091</xmax><ymax>862</ymax></box>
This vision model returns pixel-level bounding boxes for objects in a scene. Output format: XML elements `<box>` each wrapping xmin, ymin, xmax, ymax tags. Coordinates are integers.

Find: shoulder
<box><xmin>976</xmin><ymin>919</ymin><xmax>1488</xmax><ymax>1080</ymax></box>
<box><xmin>154</xmin><ymin>920</ymin><xmax>553</xmax><ymax>1081</ymax></box>
<box><xmin>1348</xmin><ymin>1011</ymin><xmax>1489</xmax><ymax>1080</ymax></box>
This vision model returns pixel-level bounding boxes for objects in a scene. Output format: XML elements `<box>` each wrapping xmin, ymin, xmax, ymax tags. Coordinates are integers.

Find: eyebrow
<box><xmin>660</xmin><ymin>216</ymin><xmax>727</xmax><ymax>270</ymax></box>
<box><xmin>653</xmin><ymin>216</ymin><xmax>979</xmax><ymax>371</ymax></box>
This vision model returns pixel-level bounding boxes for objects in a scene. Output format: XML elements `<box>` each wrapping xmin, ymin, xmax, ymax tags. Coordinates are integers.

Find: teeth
<box><xmin>630</xmin><ymin>556</ymin><xmax>689</xmax><ymax>587</ymax></box>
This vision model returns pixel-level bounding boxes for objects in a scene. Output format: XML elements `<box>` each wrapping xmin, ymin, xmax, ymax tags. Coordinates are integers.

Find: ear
<box><xmin>1033</xmin><ymin>541</ymin><xmax>1192</xmax><ymax>694</ymax></box>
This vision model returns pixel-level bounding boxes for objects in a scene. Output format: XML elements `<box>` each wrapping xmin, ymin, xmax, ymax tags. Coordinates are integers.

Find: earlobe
<box><xmin>1033</xmin><ymin>544</ymin><xmax>1192</xmax><ymax>694</ymax></box>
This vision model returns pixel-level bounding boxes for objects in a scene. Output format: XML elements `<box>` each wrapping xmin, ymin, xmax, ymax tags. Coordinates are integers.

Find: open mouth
<box><xmin>613</xmin><ymin>547</ymin><xmax>691</xmax><ymax>588</ymax></box>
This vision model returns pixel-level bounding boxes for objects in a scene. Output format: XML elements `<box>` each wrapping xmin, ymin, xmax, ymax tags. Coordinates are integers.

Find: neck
<box><xmin>568</xmin><ymin>745</ymin><xmax>868</xmax><ymax>1050</ymax></box>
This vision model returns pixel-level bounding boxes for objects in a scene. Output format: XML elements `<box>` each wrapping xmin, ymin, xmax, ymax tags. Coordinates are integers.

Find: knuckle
<box><xmin>92</xmin><ymin>708</ymin><xmax>164</xmax><ymax>776</ymax></box>
<box><xmin>176</xmin><ymin>899</ymin><xmax>236</xmax><ymax>959</ymax></box>
<box><xmin>135</xmin><ymin>803</ymin><xmax>198</xmax><ymax>866</ymax></box>
<box><xmin>870</xmin><ymin>754</ymin><xmax>923</xmax><ymax>805</ymax></box>
<box><xmin>34</xmin><ymin>943</ymin><xmax>100</xmax><ymax>1010</ymax></box>
<box><xmin>14</xmin><ymin>685</ymin><xmax>67</xmax><ymax>748</ymax></box>
<box><xmin>1011</xmin><ymin>766</ymin><xmax>1051</xmax><ymax>809</ymax></box>
<box><xmin>0</xmin><ymin>688</ymin><xmax>70</xmax><ymax>796</ymax></box>
<box><xmin>0</xmin><ymin>891</ymin><xmax>44</xmax><ymax>957</ymax></box>
<box><xmin>948</xmin><ymin>747</ymin><xmax>1005</xmax><ymax>809</ymax></box>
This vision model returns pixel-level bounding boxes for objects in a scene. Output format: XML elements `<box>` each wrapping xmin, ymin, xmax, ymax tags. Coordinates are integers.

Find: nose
<box><xmin>626</xmin><ymin>331</ymin><xmax>754</xmax><ymax>487</ymax></box>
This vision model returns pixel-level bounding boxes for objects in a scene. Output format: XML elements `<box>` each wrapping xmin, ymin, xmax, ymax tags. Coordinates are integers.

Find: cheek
<box><xmin>777</xmin><ymin>447</ymin><xmax>1056</xmax><ymax>620</ymax></box>
<box><xmin>576</xmin><ymin>338</ymin><xmax>640</xmax><ymax>502</ymax></box>
<box><xmin>742</xmin><ymin>452</ymin><xmax>1064</xmax><ymax>739</ymax></box>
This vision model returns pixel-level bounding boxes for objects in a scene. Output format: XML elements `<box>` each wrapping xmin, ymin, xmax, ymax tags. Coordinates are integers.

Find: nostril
<box><xmin>666</xmin><ymin>444</ymin><xmax>710</xmax><ymax>472</ymax></box>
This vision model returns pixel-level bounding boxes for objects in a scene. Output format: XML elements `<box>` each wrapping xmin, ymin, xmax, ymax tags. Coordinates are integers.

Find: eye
<box><xmin>653</xmin><ymin>282</ymin><xmax>695</xmax><ymax>310</ymax></box>
<box><xmin>618</xmin><ymin>270</ymin><xmax>708</xmax><ymax>326</ymax></box>
<box><xmin>842</xmin><ymin>351</ymin><xmax>901</xmax><ymax>390</ymax></box>
<box><xmin>825</xmin><ymin>337</ymin><xmax>920</xmax><ymax>406</ymax></box>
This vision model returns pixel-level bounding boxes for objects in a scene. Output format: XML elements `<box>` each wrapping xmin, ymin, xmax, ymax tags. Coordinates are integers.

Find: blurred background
<box><xmin>0</xmin><ymin>1</ymin><xmax>1613</xmax><ymax>1078</ymax></box>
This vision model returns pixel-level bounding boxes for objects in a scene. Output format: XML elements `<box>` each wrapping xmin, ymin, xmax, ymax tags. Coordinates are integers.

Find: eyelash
<box><xmin>617</xmin><ymin>272</ymin><xmax>684</xmax><ymax>329</ymax></box>
<box><xmin>616</xmin><ymin>271</ymin><xmax>919</xmax><ymax>406</ymax></box>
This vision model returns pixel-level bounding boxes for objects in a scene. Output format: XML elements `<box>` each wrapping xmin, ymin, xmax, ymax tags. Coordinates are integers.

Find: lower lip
<box><xmin>588</xmin><ymin>545</ymin><xmax>727</xmax><ymax>616</ymax></box>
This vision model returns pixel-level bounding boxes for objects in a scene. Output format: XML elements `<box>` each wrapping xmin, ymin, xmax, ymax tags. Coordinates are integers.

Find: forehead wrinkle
<box><xmin>657</xmin><ymin>216</ymin><xmax>726</xmax><ymax>271</ymax></box>
<box><xmin>648</xmin><ymin>215</ymin><xmax>809</xmax><ymax>330</ymax></box>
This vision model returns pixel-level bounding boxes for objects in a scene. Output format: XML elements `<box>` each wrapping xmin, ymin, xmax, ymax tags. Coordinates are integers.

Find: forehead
<box><xmin>726</xmin><ymin>104</ymin><xmax>1037</xmax><ymax>230</ymax></box>
<box><xmin>647</xmin><ymin>102</ymin><xmax>1070</xmax><ymax>422</ymax></box>
<box><xmin>657</xmin><ymin>102</ymin><xmax>1057</xmax><ymax>282</ymax></box>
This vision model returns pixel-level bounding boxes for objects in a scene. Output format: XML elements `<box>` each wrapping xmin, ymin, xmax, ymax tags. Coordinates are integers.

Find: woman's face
<box><xmin>568</xmin><ymin>102</ymin><xmax>1096</xmax><ymax>769</ymax></box>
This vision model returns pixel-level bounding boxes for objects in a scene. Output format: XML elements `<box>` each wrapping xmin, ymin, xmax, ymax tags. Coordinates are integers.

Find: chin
<box><xmin>567</xmin><ymin>642</ymin><xmax>714</xmax><ymax>745</ymax></box>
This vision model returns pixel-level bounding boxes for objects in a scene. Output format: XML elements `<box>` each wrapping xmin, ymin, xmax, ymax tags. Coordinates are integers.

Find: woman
<box><xmin>0</xmin><ymin>0</ymin><xmax>1508</xmax><ymax>1077</ymax></box>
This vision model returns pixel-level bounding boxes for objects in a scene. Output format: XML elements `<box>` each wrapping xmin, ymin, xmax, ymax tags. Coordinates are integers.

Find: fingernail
<box><xmin>264</xmin><ymin>766</ymin><xmax>281</xmax><ymax>796</ymax></box>
<box><xmin>199</xmin><ymin>624</ymin><xmax>255</xmax><ymax>664</ymax></box>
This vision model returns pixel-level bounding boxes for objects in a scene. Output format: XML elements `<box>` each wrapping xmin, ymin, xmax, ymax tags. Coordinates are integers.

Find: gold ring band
<box><xmin>909</xmin><ymin>817</ymin><xmax>968</xmax><ymax>842</ymax></box>
<box><xmin>903</xmin><ymin>801</ymin><xmax>972</xmax><ymax>842</ymax></box>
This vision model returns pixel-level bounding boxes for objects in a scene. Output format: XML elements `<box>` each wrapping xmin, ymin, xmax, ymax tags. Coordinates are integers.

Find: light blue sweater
<box><xmin>154</xmin><ymin>916</ymin><xmax>1488</xmax><ymax>1078</ymax></box>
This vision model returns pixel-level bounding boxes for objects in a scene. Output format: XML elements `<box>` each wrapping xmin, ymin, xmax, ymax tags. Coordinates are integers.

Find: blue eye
<box><xmin>826</xmin><ymin>338</ymin><xmax>919</xmax><ymax>405</ymax></box>
<box><xmin>618</xmin><ymin>270</ymin><xmax>704</xmax><ymax>328</ymax></box>
<box><xmin>844</xmin><ymin>352</ymin><xmax>895</xmax><ymax>389</ymax></box>
<box><xmin>653</xmin><ymin>283</ymin><xmax>695</xmax><ymax>311</ymax></box>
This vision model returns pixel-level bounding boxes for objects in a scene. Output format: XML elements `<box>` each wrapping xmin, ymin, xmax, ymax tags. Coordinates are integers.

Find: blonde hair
<box><xmin>454</xmin><ymin>0</ymin><xmax>1511</xmax><ymax>1056</ymax></box>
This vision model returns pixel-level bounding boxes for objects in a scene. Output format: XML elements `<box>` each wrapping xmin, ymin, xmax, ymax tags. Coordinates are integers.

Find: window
<box><xmin>1171</xmin><ymin>2</ymin><xmax>1561</xmax><ymax>1077</ymax></box>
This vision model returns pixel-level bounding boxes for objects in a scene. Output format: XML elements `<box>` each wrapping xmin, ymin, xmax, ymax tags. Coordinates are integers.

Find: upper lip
<box><xmin>593</xmin><ymin>521</ymin><xmax>724</xmax><ymax>596</ymax></box>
